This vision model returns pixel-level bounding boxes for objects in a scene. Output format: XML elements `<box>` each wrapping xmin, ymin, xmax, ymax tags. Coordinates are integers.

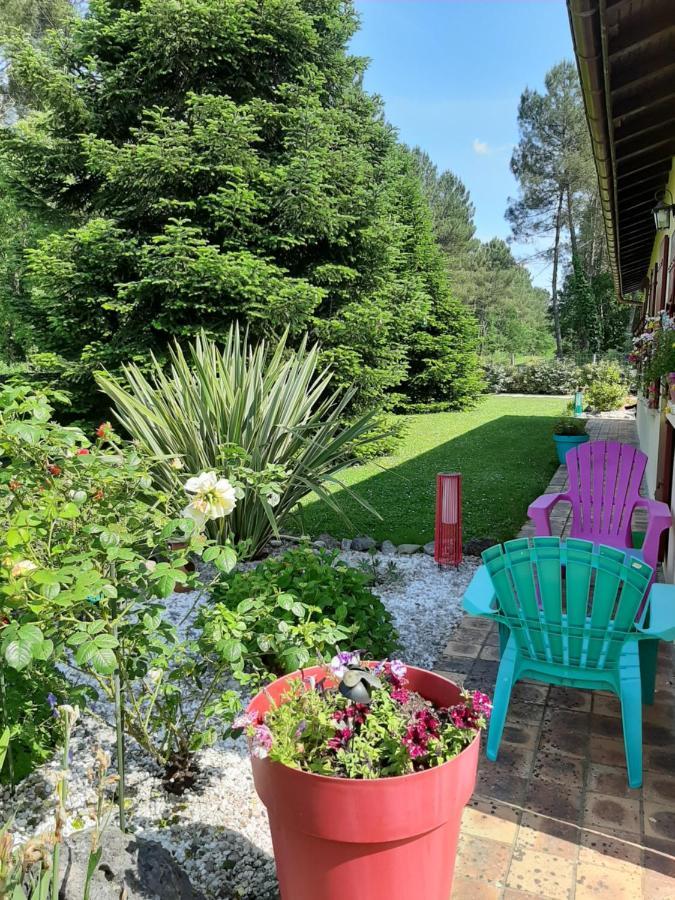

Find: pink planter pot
<box><xmin>247</xmin><ymin>665</ymin><xmax>479</xmax><ymax>900</ymax></box>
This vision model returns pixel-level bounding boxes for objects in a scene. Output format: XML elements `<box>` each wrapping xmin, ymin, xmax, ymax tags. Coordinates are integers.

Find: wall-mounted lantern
<box><xmin>434</xmin><ymin>473</ymin><xmax>462</xmax><ymax>566</ymax></box>
<box><xmin>652</xmin><ymin>190</ymin><xmax>674</xmax><ymax>232</ymax></box>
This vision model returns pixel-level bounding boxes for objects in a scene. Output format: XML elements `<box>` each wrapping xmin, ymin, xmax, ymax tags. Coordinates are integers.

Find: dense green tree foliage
<box><xmin>412</xmin><ymin>151</ymin><xmax>553</xmax><ymax>358</ymax></box>
<box><xmin>559</xmin><ymin>258</ymin><xmax>630</xmax><ymax>354</ymax></box>
<box><xmin>0</xmin><ymin>0</ymin><xmax>482</xmax><ymax>416</ymax></box>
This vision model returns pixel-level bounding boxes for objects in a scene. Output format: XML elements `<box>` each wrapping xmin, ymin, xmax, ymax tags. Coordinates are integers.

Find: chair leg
<box><xmin>498</xmin><ymin>622</ymin><xmax>509</xmax><ymax>657</ymax></box>
<box><xmin>639</xmin><ymin>639</ymin><xmax>659</xmax><ymax>705</ymax></box>
<box><xmin>619</xmin><ymin>675</ymin><xmax>644</xmax><ymax>789</ymax></box>
<box><xmin>486</xmin><ymin>647</ymin><xmax>518</xmax><ymax>762</ymax></box>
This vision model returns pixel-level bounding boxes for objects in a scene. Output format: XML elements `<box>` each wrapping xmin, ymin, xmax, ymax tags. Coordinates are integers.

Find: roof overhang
<box><xmin>567</xmin><ymin>0</ymin><xmax>675</xmax><ymax>298</ymax></box>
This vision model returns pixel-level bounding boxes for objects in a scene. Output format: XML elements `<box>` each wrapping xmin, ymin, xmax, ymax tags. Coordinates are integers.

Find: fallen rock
<box><xmin>380</xmin><ymin>540</ymin><xmax>397</xmax><ymax>556</ymax></box>
<box><xmin>351</xmin><ymin>535</ymin><xmax>376</xmax><ymax>552</ymax></box>
<box><xmin>340</xmin><ymin>538</ymin><xmax>352</xmax><ymax>551</ymax></box>
<box><xmin>463</xmin><ymin>537</ymin><xmax>496</xmax><ymax>557</ymax></box>
<box><xmin>423</xmin><ymin>541</ymin><xmax>435</xmax><ymax>556</ymax></box>
<box><xmin>397</xmin><ymin>543</ymin><xmax>421</xmax><ymax>555</ymax></box>
<box><xmin>59</xmin><ymin>827</ymin><xmax>206</xmax><ymax>900</ymax></box>
<box><xmin>315</xmin><ymin>532</ymin><xmax>340</xmax><ymax>550</ymax></box>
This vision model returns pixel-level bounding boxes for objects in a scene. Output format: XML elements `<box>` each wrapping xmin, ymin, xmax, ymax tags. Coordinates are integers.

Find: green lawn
<box><xmin>292</xmin><ymin>396</ymin><xmax>564</xmax><ymax>545</ymax></box>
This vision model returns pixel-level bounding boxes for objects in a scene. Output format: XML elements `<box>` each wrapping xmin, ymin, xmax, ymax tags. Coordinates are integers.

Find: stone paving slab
<box><xmin>443</xmin><ymin>414</ymin><xmax>675</xmax><ymax>899</ymax></box>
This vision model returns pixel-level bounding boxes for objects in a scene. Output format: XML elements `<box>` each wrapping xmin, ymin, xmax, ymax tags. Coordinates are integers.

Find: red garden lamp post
<box><xmin>434</xmin><ymin>473</ymin><xmax>462</xmax><ymax>566</ymax></box>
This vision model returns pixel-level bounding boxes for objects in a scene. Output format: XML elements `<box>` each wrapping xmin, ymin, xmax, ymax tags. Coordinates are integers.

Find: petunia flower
<box><xmin>251</xmin><ymin>724</ymin><xmax>273</xmax><ymax>758</ymax></box>
<box><xmin>329</xmin><ymin>650</ymin><xmax>361</xmax><ymax>679</ymax></box>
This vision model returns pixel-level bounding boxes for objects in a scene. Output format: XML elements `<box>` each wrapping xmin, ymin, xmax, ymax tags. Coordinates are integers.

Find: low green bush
<box><xmin>200</xmin><ymin>548</ymin><xmax>399</xmax><ymax>686</ymax></box>
<box><xmin>483</xmin><ymin>359</ymin><xmax>579</xmax><ymax>395</ymax></box>
<box><xmin>580</xmin><ymin>361</ymin><xmax>626</xmax><ymax>412</ymax></box>
<box><xmin>553</xmin><ymin>417</ymin><xmax>587</xmax><ymax>436</ymax></box>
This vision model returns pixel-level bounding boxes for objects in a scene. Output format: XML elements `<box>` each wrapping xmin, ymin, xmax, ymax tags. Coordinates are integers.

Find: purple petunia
<box><xmin>389</xmin><ymin>659</ymin><xmax>407</xmax><ymax>680</ymax></box>
<box><xmin>330</xmin><ymin>650</ymin><xmax>361</xmax><ymax>679</ymax></box>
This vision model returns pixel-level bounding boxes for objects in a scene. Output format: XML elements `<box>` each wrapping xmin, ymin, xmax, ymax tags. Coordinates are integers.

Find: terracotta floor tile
<box><xmin>642</xmin><ymin>836</ymin><xmax>675</xmax><ymax>878</ymax></box>
<box><xmin>475</xmin><ymin>767</ymin><xmax>529</xmax><ymax>806</ymax></box>
<box><xmin>517</xmin><ymin>810</ymin><xmax>580</xmax><ymax>860</ymax></box>
<box><xmin>450</xmin><ymin>876</ymin><xmax>501</xmax><ymax>899</ymax></box>
<box><xmin>524</xmin><ymin>777</ymin><xmax>583</xmax><ymax>823</ymax></box>
<box><xmin>462</xmin><ymin>796</ymin><xmax>520</xmax><ymax>845</ymax></box>
<box><xmin>643</xmin><ymin>771</ymin><xmax>675</xmax><ymax>804</ymax></box>
<box><xmin>643</xmin><ymin>721</ymin><xmax>675</xmax><ymax>747</ymax></box>
<box><xmin>644</xmin><ymin>800</ymin><xmax>675</xmax><ymax>842</ymax></box>
<box><xmin>455</xmin><ymin>833</ymin><xmax>511</xmax><ymax>885</ymax></box>
<box><xmin>506</xmin><ymin>847</ymin><xmax>575</xmax><ymax>900</ymax></box>
<box><xmin>589</xmin><ymin>713</ymin><xmax>624</xmax><ymax>741</ymax></box>
<box><xmin>508</xmin><ymin>699</ymin><xmax>546</xmax><ymax>726</ymax></box>
<box><xmin>503</xmin><ymin>723</ymin><xmax>538</xmax><ymax>750</ymax></box>
<box><xmin>588</xmin><ymin>763</ymin><xmax>638</xmax><ymax>799</ymax></box>
<box><xmin>443</xmin><ymin>639</ymin><xmax>480</xmax><ymax>659</ymax></box>
<box><xmin>479</xmin><ymin>644</ymin><xmax>501</xmax><ymax>662</ymax></box>
<box><xmin>644</xmin><ymin>699</ymin><xmax>675</xmax><ymax>728</ymax></box>
<box><xmin>643</xmin><ymin>868</ymin><xmax>675</xmax><ymax>900</ymax></box>
<box><xmin>592</xmin><ymin>693</ymin><xmax>622</xmax><ymax>718</ymax></box>
<box><xmin>503</xmin><ymin>889</ymin><xmax>549</xmax><ymax>900</ymax></box>
<box><xmin>589</xmin><ymin>735</ymin><xmax>629</xmax><ymax>769</ymax></box>
<box><xmin>578</xmin><ymin>828</ymin><xmax>643</xmax><ymax>870</ymax></box>
<box><xmin>481</xmin><ymin>743</ymin><xmax>535</xmax><ymax>778</ymax></box>
<box><xmin>575</xmin><ymin>862</ymin><xmax>643</xmax><ymax>899</ymax></box>
<box><xmin>540</xmin><ymin>709</ymin><xmax>590</xmax><ymax>758</ymax></box>
<box><xmin>512</xmin><ymin>681</ymin><xmax>549</xmax><ymax>705</ymax></box>
<box><xmin>583</xmin><ymin>792</ymin><xmax>641</xmax><ymax>835</ymax></box>
<box><xmin>548</xmin><ymin>686</ymin><xmax>592</xmax><ymax>712</ymax></box>
<box><xmin>645</xmin><ymin>747</ymin><xmax>675</xmax><ymax>774</ymax></box>
<box><xmin>531</xmin><ymin>749</ymin><xmax>585</xmax><ymax>789</ymax></box>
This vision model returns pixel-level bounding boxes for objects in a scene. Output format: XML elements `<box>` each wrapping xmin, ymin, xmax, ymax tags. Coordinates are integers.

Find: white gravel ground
<box><xmin>1</xmin><ymin>550</ymin><xmax>479</xmax><ymax>899</ymax></box>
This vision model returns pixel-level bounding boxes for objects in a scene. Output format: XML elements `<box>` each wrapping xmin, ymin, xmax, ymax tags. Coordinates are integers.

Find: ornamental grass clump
<box><xmin>234</xmin><ymin>653</ymin><xmax>491</xmax><ymax>779</ymax></box>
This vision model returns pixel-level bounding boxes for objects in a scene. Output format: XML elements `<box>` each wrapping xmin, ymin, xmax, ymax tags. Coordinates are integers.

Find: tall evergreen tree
<box><xmin>507</xmin><ymin>61</ymin><xmax>592</xmax><ymax>355</ymax></box>
<box><xmin>0</xmin><ymin>0</ymin><xmax>481</xmax><ymax>415</ymax></box>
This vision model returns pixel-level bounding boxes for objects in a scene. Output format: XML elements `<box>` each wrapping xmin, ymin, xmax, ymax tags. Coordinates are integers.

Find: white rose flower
<box><xmin>267</xmin><ymin>491</ymin><xmax>280</xmax><ymax>508</ymax></box>
<box><xmin>183</xmin><ymin>472</ymin><xmax>237</xmax><ymax>522</ymax></box>
<box><xmin>11</xmin><ymin>560</ymin><xmax>37</xmax><ymax>578</ymax></box>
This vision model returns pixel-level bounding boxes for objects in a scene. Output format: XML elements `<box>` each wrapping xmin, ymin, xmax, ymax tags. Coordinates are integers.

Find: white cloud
<box><xmin>472</xmin><ymin>138</ymin><xmax>490</xmax><ymax>156</ymax></box>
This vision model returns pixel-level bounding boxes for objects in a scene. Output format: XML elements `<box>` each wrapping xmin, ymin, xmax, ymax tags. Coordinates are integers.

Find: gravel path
<box><xmin>1</xmin><ymin>550</ymin><xmax>479</xmax><ymax>899</ymax></box>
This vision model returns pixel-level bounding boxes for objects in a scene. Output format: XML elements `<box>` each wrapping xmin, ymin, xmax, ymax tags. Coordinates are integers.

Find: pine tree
<box><xmin>0</xmin><ymin>0</ymin><xmax>481</xmax><ymax>416</ymax></box>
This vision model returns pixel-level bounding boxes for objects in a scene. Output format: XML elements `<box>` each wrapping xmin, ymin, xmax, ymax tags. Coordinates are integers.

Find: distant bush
<box><xmin>580</xmin><ymin>361</ymin><xmax>627</xmax><ymax>412</ymax></box>
<box><xmin>483</xmin><ymin>359</ymin><xmax>579</xmax><ymax>395</ymax></box>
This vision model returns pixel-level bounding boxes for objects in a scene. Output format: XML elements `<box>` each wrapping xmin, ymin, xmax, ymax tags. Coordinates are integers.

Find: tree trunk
<box><xmin>566</xmin><ymin>187</ymin><xmax>578</xmax><ymax>259</ymax></box>
<box><xmin>551</xmin><ymin>190</ymin><xmax>564</xmax><ymax>356</ymax></box>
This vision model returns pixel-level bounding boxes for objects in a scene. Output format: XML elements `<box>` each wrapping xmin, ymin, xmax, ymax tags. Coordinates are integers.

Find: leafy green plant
<box><xmin>0</xmin><ymin>381</ymin><xmax>245</xmax><ymax>812</ymax></box>
<box><xmin>96</xmin><ymin>327</ymin><xmax>383</xmax><ymax>556</ymax></box>
<box><xmin>553</xmin><ymin>417</ymin><xmax>587</xmax><ymax>436</ymax></box>
<box><xmin>580</xmin><ymin>361</ymin><xmax>626</xmax><ymax>411</ymax></box>
<box><xmin>235</xmin><ymin>655</ymin><xmax>491</xmax><ymax>778</ymax></box>
<box><xmin>200</xmin><ymin>548</ymin><xmax>398</xmax><ymax>688</ymax></box>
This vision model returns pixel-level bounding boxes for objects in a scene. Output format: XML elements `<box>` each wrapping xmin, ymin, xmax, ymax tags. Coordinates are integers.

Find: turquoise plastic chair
<box><xmin>463</xmin><ymin>537</ymin><xmax>675</xmax><ymax>788</ymax></box>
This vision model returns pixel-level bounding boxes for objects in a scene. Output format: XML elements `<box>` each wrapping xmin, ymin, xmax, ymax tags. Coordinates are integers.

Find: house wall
<box><xmin>638</xmin><ymin>157</ymin><xmax>675</xmax><ymax>579</ymax></box>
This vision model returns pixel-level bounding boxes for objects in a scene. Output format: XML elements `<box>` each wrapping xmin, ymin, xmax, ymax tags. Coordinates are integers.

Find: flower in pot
<box><xmin>236</xmin><ymin>652</ymin><xmax>491</xmax><ymax>900</ymax></box>
<box><xmin>552</xmin><ymin>416</ymin><xmax>589</xmax><ymax>464</ymax></box>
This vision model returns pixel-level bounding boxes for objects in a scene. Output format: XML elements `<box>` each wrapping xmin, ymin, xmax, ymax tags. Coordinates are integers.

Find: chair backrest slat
<box><xmin>566</xmin><ymin>442</ymin><xmax>646</xmax><ymax>545</ymax></box>
<box><xmin>482</xmin><ymin>538</ymin><xmax>652</xmax><ymax>673</ymax></box>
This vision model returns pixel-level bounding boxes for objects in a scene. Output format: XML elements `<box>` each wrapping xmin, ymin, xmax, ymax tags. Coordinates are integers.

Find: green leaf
<box><xmin>218</xmin><ymin>639</ymin><xmax>243</xmax><ymax>663</ymax></box>
<box><xmin>18</xmin><ymin>624</ymin><xmax>43</xmax><ymax>647</ymax></box>
<box><xmin>60</xmin><ymin>502</ymin><xmax>80</xmax><ymax>519</ymax></box>
<box><xmin>5</xmin><ymin>640</ymin><xmax>32</xmax><ymax>670</ymax></box>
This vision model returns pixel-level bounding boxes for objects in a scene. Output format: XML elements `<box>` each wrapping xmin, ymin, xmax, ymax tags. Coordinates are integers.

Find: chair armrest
<box><xmin>463</xmin><ymin>565</ymin><xmax>499</xmax><ymax>618</ymax></box>
<box><xmin>634</xmin><ymin>497</ymin><xmax>672</xmax><ymax>569</ymax></box>
<box><xmin>527</xmin><ymin>492</ymin><xmax>570</xmax><ymax>537</ymax></box>
<box><xmin>637</xmin><ymin>583</ymin><xmax>675</xmax><ymax>642</ymax></box>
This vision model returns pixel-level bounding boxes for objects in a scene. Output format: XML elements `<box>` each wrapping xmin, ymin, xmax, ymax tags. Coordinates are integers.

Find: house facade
<box><xmin>568</xmin><ymin>0</ymin><xmax>675</xmax><ymax>578</ymax></box>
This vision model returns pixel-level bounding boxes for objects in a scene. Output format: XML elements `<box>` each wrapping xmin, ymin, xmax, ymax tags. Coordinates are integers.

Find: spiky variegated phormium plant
<box><xmin>96</xmin><ymin>327</ymin><xmax>381</xmax><ymax>556</ymax></box>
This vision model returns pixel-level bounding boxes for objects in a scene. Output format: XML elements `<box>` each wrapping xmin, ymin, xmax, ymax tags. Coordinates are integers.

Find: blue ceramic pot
<box><xmin>553</xmin><ymin>432</ymin><xmax>590</xmax><ymax>465</ymax></box>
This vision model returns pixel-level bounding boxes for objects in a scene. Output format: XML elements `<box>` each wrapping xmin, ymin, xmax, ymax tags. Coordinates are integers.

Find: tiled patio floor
<box><xmin>441</xmin><ymin>415</ymin><xmax>675</xmax><ymax>899</ymax></box>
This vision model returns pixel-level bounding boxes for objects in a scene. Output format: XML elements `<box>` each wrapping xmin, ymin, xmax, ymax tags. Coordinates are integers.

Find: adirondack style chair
<box><xmin>463</xmin><ymin>537</ymin><xmax>675</xmax><ymax>788</ymax></box>
<box><xmin>527</xmin><ymin>441</ymin><xmax>672</xmax><ymax>703</ymax></box>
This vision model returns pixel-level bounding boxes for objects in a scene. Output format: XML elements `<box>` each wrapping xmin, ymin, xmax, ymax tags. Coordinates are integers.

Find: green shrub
<box><xmin>483</xmin><ymin>359</ymin><xmax>579</xmax><ymax>395</ymax></box>
<box><xmin>97</xmin><ymin>327</ymin><xmax>382</xmax><ymax>556</ymax></box>
<box><xmin>581</xmin><ymin>361</ymin><xmax>626</xmax><ymax>412</ymax></box>
<box><xmin>553</xmin><ymin>417</ymin><xmax>587</xmax><ymax>436</ymax></box>
<box><xmin>200</xmin><ymin>548</ymin><xmax>398</xmax><ymax>685</ymax></box>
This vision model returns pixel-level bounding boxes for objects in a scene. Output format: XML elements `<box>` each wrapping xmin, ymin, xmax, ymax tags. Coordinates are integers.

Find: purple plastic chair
<box><xmin>528</xmin><ymin>440</ymin><xmax>672</xmax><ymax>703</ymax></box>
<box><xmin>528</xmin><ymin>441</ymin><xmax>671</xmax><ymax>571</ymax></box>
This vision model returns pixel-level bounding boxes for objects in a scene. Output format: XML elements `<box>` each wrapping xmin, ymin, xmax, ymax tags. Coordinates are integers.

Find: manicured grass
<box><xmin>292</xmin><ymin>395</ymin><xmax>564</xmax><ymax>545</ymax></box>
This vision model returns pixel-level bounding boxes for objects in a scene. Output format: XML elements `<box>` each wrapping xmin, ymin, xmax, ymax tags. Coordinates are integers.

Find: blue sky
<box><xmin>351</xmin><ymin>0</ymin><xmax>574</xmax><ymax>286</ymax></box>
